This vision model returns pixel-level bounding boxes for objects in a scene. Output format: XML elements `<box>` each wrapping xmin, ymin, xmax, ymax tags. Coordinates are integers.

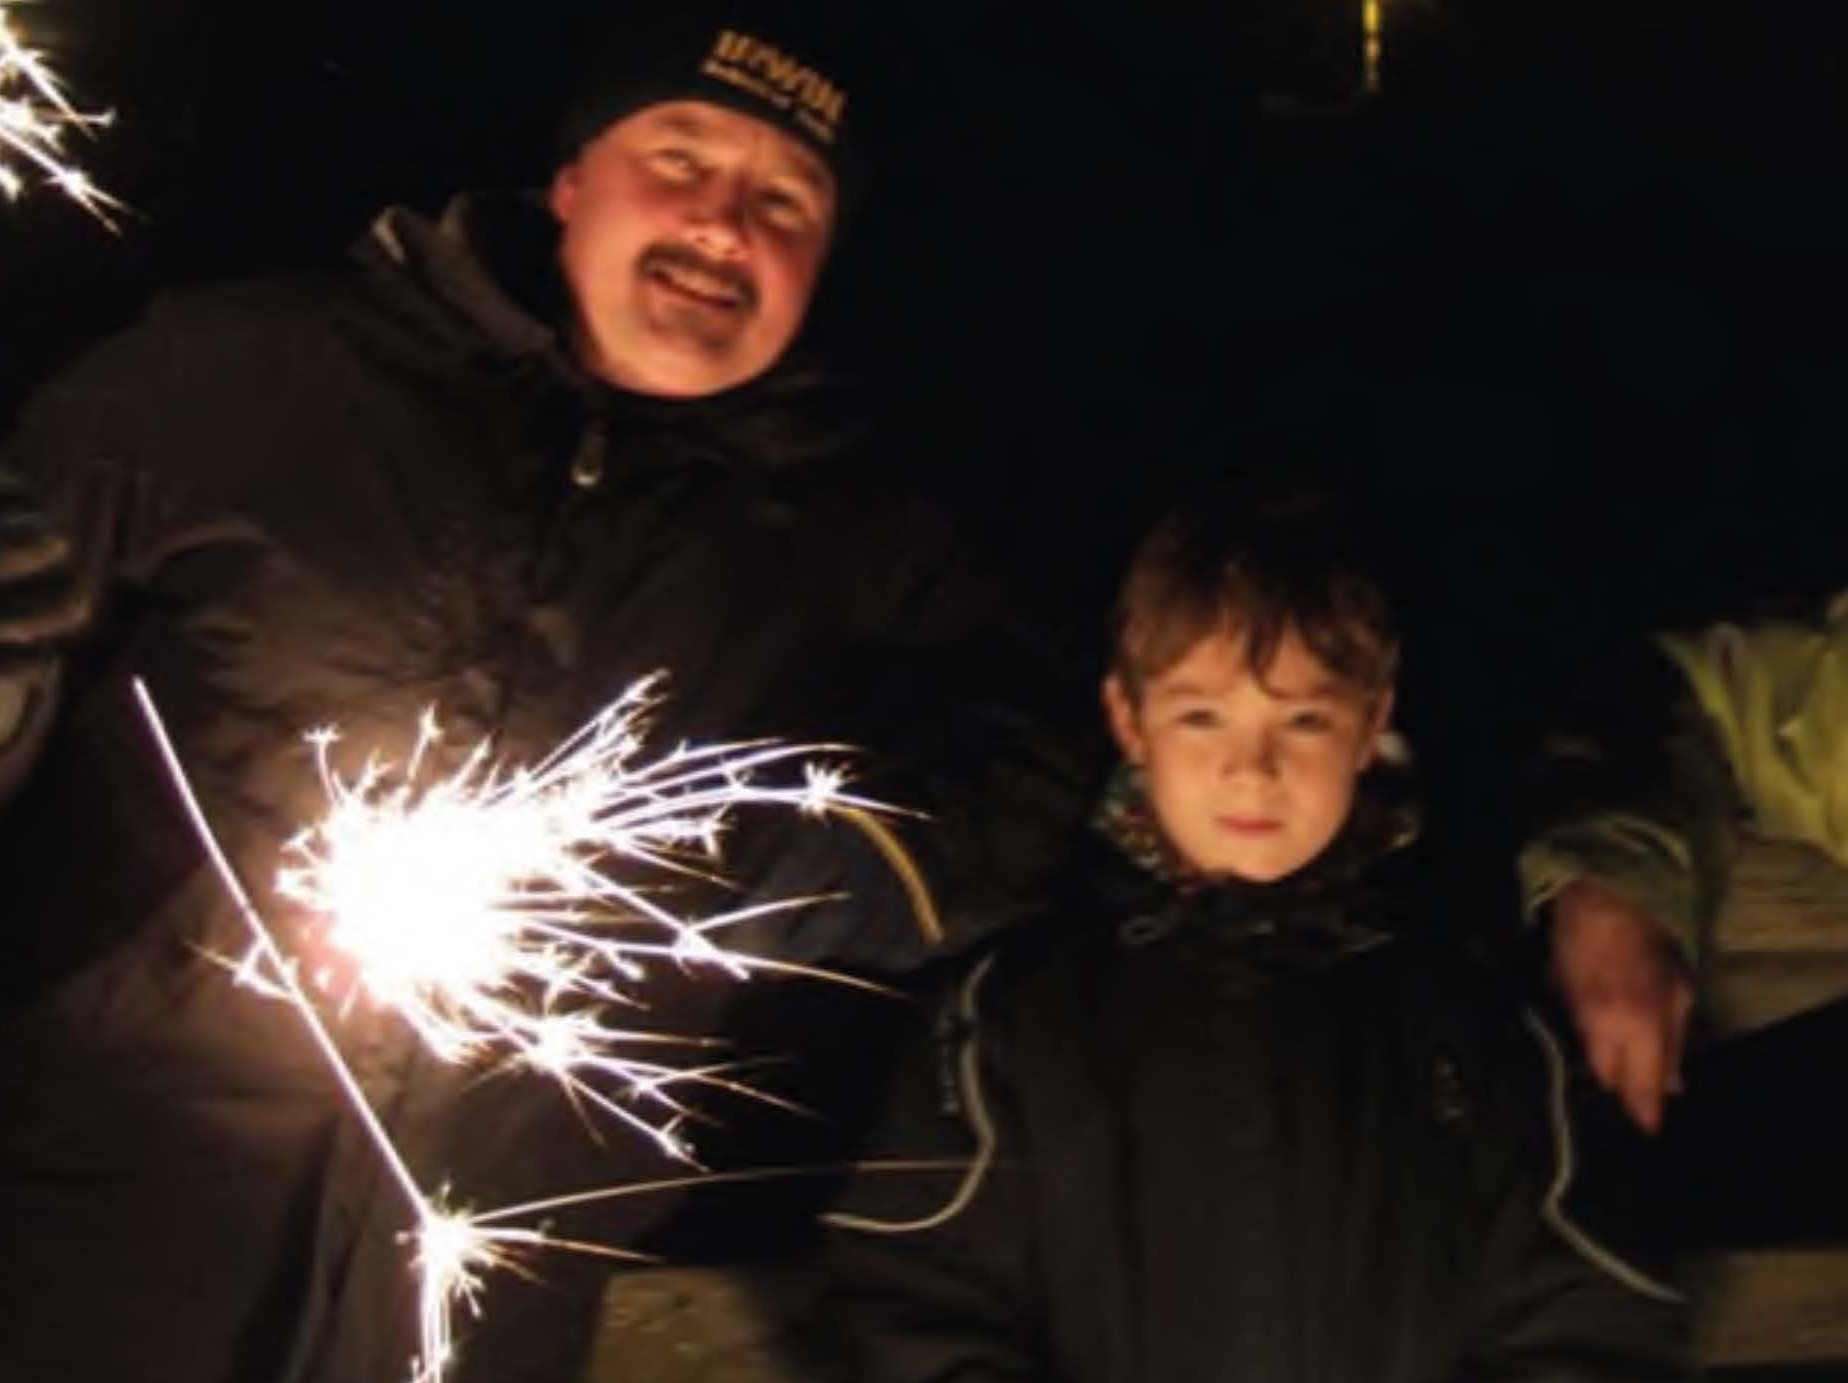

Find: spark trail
<box><xmin>0</xmin><ymin>2</ymin><xmax>120</xmax><ymax>225</ymax></box>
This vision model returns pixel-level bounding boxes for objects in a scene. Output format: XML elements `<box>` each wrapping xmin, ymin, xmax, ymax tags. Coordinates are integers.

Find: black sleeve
<box><xmin>0</xmin><ymin>328</ymin><xmax>154</xmax><ymax>803</ymax></box>
<box><xmin>720</xmin><ymin>469</ymin><xmax>1102</xmax><ymax>976</ymax></box>
<box><xmin>1517</xmin><ymin>641</ymin><xmax>1740</xmax><ymax>963</ymax></box>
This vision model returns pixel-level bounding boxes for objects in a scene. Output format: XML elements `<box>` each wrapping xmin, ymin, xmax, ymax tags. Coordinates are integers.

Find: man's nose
<box><xmin>684</xmin><ymin>173</ymin><xmax>750</xmax><ymax>256</ymax></box>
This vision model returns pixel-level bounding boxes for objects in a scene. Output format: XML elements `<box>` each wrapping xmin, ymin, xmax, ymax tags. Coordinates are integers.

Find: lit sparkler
<box><xmin>252</xmin><ymin>677</ymin><xmax>885</xmax><ymax>1156</ymax></box>
<box><xmin>0</xmin><ymin>1</ymin><xmax>121</xmax><ymax>225</ymax></box>
<box><xmin>132</xmin><ymin>675</ymin><xmax>901</xmax><ymax>1381</ymax></box>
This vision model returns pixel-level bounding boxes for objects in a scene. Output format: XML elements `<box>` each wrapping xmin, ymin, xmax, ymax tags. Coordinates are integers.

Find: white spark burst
<box><xmin>0</xmin><ymin>2</ymin><xmax>120</xmax><ymax>226</ymax></box>
<box><xmin>253</xmin><ymin>676</ymin><xmax>882</xmax><ymax>1156</ymax></box>
<box><xmin>132</xmin><ymin>675</ymin><xmax>895</xmax><ymax>1382</ymax></box>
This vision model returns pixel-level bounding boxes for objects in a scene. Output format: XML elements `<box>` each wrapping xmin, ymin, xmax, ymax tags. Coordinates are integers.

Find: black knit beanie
<box><xmin>554</xmin><ymin>5</ymin><xmax>864</xmax><ymax>210</ymax></box>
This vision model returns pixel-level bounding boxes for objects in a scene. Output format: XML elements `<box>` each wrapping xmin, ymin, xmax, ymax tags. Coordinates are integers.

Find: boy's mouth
<box><xmin>1216</xmin><ymin>815</ymin><xmax>1283</xmax><ymax>834</ymax></box>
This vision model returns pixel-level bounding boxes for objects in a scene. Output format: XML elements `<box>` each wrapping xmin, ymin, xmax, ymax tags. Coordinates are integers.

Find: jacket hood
<box><xmin>356</xmin><ymin>192</ymin><xmax>879</xmax><ymax>473</ymax></box>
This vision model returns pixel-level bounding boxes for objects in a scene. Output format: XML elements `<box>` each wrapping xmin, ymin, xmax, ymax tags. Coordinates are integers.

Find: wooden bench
<box><xmin>586</xmin><ymin>1266</ymin><xmax>819</xmax><ymax>1383</ymax></box>
<box><xmin>1692</xmin><ymin>831</ymin><xmax>1848</xmax><ymax>1369</ymax></box>
<box><xmin>1707</xmin><ymin>832</ymin><xmax>1848</xmax><ymax>1036</ymax></box>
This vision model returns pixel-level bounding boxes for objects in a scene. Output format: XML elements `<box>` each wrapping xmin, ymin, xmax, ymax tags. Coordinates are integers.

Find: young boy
<box><xmin>826</xmin><ymin>492</ymin><xmax>1688</xmax><ymax>1383</ymax></box>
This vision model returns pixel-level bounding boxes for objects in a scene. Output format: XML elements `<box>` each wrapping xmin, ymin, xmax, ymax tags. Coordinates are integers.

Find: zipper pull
<box><xmin>569</xmin><ymin>415</ymin><xmax>607</xmax><ymax>490</ymax></box>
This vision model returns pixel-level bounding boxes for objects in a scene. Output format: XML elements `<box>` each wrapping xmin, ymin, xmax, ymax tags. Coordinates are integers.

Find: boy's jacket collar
<box><xmin>1087</xmin><ymin>759</ymin><xmax>1419</xmax><ymax>959</ymax></box>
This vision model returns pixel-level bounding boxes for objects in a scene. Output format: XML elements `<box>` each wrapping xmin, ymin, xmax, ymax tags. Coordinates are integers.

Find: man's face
<box><xmin>549</xmin><ymin>100</ymin><xmax>837</xmax><ymax>398</ymax></box>
<box><xmin>1104</xmin><ymin>627</ymin><xmax>1391</xmax><ymax>883</ymax></box>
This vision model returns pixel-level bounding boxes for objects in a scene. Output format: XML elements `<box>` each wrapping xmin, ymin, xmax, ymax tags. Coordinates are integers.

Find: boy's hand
<box><xmin>1548</xmin><ymin>877</ymin><xmax>1695</xmax><ymax>1135</ymax></box>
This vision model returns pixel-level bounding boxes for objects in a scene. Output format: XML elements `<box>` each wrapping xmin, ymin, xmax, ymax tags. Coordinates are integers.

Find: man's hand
<box><xmin>0</xmin><ymin>469</ymin><xmax>88</xmax><ymax>658</ymax></box>
<box><xmin>1549</xmin><ymin>877</ymin><xmax>1695</xmax><ymax>1134</ymax></box>
<box><xmin>0</xmin><ymin>468</ymin><xmax>95</xmax><ymax>804</ymax></box>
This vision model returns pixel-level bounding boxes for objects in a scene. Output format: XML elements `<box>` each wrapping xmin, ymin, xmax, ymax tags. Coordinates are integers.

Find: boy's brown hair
<box><xmin>1112</xmin><ymin>489</ymin><xmax>1399</xmax><ymax>700</ymax></box>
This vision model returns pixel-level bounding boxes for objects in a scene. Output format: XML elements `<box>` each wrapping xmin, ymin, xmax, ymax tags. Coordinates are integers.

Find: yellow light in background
<box><xmin>1363</xmin><ymin>0</ymin><xmax>1384</xmax><ymax>96</ymax></box>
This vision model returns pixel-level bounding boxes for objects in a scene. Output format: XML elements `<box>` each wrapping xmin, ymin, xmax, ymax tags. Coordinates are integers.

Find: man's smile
<box><xmin>640</xmin><ymin>245</ymin><xmax>754</xmax><ymax>312</ymax></box>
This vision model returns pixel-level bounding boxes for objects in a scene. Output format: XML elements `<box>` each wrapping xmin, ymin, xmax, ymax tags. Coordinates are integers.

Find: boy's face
<box><xmin>1104</xmin><ymin>627</ymin><xmax>1392</xmax><ymax>883</ymax></box>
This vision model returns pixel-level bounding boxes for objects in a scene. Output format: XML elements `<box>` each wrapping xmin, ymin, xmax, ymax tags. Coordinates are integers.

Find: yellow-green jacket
<box><xmin>1520</xmin><ymin>592</ymin><xmax>1848</xmax><ymax>963</ymax></box>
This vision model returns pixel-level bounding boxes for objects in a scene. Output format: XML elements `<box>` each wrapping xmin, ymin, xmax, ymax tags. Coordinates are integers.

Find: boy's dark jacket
<box><xmin>828</xmin><ymin>803</ymin><xmax>1690</xmax><ymax>1383</ymax></box>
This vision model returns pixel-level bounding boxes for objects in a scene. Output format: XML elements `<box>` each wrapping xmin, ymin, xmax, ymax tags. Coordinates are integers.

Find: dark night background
<box><xmin>7</xmin><ymin>3</ymin><xmax>1848</xmax><ymax>1368</ymax></box>
<box><xmin>4</xmin><ymin>0</ymin><xmax>1847</xmax><ymax>900</ymax></box>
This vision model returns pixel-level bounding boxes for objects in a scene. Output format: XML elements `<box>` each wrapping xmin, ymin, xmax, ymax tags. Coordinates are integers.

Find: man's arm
<box><xmin>1525</xmin><ymin>595</ymin><xmax>1848</xmax><ymax>1130</ymax></box>
<box><xmin>0</xmin><ymin>290</ymin><xmax>241</xmax><ymax>811</ymax></box>
<box><xmin>0</xmin><ymin>461</ymin><xmax>122</xmax><ymax>805</ymax></box>
<box><xmin>1518</xmin><ymin>641</ymin><xmax>1737</xmax><ymax>1131</ymax></box>
<box><xmin>1519</xmin><ymin>640</ymin><xmax>1740</xmax><ymax>965</ymax></box>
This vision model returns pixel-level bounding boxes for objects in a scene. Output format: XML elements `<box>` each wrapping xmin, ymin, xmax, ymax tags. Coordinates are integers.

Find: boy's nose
<box><xmin>1222</xmin><ymin>732</ymin><xmax>1280</xmax><ymax>778</ymax></box>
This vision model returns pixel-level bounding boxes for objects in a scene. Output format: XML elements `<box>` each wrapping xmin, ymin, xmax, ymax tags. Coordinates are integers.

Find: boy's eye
<box><xmin>1286</xmin><ymin>709</ymin><xmax>1335</xmax><ymax>733</ymax></box>
<box><xmin>1176</xmin><ymin>708</ymin><xmax>1221</xmax><ymax>730</ymax></box>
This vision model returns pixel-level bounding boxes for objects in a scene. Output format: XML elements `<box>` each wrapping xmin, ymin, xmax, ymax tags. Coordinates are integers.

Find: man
<box><xmin>0</xmin><ymin>9</ymin><xmax>1076</xmax><ymax>1380</ymax></box>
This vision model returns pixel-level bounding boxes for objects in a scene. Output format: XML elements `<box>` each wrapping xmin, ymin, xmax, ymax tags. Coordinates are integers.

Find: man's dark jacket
<box><xmin>827</xmin><ymin>832</ymin><xmax>1690</xmax><ymax>1383</ymax></box>
<box><xmin>0</xmin><ymin>197</ymin><xmax>1081</xmax><ymax>1383</ymax></box>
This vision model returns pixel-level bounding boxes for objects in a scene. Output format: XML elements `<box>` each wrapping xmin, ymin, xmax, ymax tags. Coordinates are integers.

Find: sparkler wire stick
<box><xmin>132</xmin><ymin>676</ymin><xmax>429</xmax><ymax>1214</ymax></box>
<box><xmin>134</xmin><ymin>676</ymin><xmax>593</xmax><ymax>1381</ymax></box>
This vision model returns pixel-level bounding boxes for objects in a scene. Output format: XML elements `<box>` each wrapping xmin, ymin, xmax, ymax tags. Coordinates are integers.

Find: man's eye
<box><xmin>757</xmin><ymin>187</ymin><xmax>815</xmax><ymax>230</ymax></box>
<box><xmin>651</xmin><ymin>149</ymin><xmax>702</xmax><ymax>181</ymax></box>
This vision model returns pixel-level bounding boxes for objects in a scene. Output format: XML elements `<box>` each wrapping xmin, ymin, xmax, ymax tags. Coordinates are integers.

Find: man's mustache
<box><xmin>638</xmin><ymin>243</ymin><xmax>758</xmax><ymax>312</ymax></box>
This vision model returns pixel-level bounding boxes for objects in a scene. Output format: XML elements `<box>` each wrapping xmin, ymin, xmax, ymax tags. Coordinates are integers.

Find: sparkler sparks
<box><xmin>0</xmin><ymin>1</ymin><xmax>121</xmax><ymax>225</ymax></box>
<box><xmin>133</xmin><ymin>675</ymin><xmax>898</xmax><ymax>1382</ymax></box>
<box><xmin>262</xmin><ymin>677</ymin><xmax>884</xmax><ymax>1155</ymax></box>
<box><xmin>408</xmin><ymin>1198</ymin><xmax>641</xmax><ymax>1383</ymax></box>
